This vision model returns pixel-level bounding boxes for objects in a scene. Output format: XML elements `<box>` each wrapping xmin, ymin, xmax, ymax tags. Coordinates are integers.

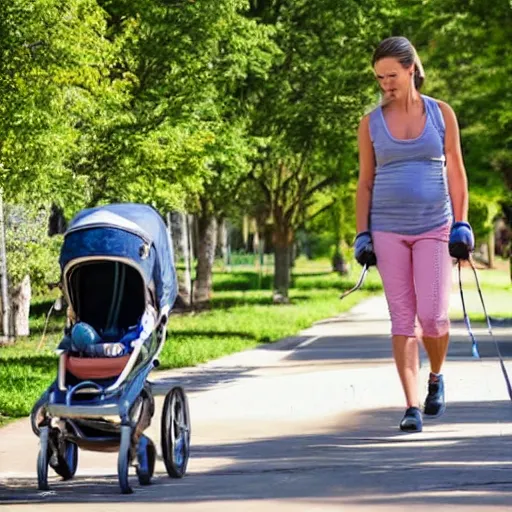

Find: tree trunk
<box><xmin>289</xmin><ymin>244</ymin><xmax>297</xmax><ymax>269</ymax></box>
<box><xmin>191</xmin><ymin>215</ymin><xmax>199</xmax><ymax>263</ymax></box>
<box><xmin>488</xmin><ymin>229</ymin><xmax>495</xmax><ymax>269</ymax></box>
<box><xmin>243</xmin><ymin>215</ymin><xmax>250</xmax><ymax>251</ymax></box>
<box><xmin>216</xmin><ymin>217</ymin><xmax>228</xmax><ymax>263</ymax></box>
<box><xmin>258</xmin><ymin>230</ymin><xmax>265</xmax><ymax>267</ymax></box>
<box><xmin>48</xmin><ymin>203</ymin><xmax>67</xmax><ymax>236</ymax></box>
<box><xmin>332</xmin><ymin>244</ymin><xmax>347</xmax><ymax>274</ymax></box>
<box><xmin>273</xmin><ymin>243</ymin><xmax>292</xmax><ymax>303</ymax></box>
<box><xmin>272</xmin><ymin>222</ymin><xmax>293</xmax><ymax>303</ymax></box>
<box><xmin>0</xmin><ymin>191</ymin><xmax>9</xmax><ymax>339</ymax></box>
<box><xmin>193</xmin><ymin>214</ymin><xmax>217</xmax><ymax>307</ymax></box>
<box><xmin>9</xmin><ymin>275</ymin><xmax>31</xmax><ymax>337</ymax></box>
<box><xmin>169</xmin><ymin>212</ymin><xmax>192</xmax><ymax>307</ymax></box>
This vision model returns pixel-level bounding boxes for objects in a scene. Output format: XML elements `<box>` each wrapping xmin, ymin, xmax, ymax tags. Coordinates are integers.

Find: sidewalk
<box><xmin>2</xmin><ymin>294</ymin><xmax>512</xmax><ymax>510</ymax></box>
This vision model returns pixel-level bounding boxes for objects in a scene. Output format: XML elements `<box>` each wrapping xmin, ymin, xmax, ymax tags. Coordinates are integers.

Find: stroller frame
<box><xmin>31</xmin><ymin>204</ymin><xmax>191</xmax><ymax>494</ymax></box>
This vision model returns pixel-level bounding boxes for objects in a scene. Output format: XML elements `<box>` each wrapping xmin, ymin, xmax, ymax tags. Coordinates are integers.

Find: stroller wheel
<box><xmin>117</xmin><ymin>425</ymin><xmax>134</xmax><ymax>494</ymax></box>
<box><xmin>30</xmin><ymin>391</ymin><xmax>49</xmax><ymax>437</ymax></box>
<box><xmin>161</xmin><ymin>386</ymin><xmax>191</xmax><ymax>478</ymax></box>
<box><xmin>51</xmin><ymin>440</ymin><xmax>78</xmax><ymax>481</ymax></box>
<box><xmin>37</xmin><ymin>426</ymin><xmax>50</xmax><ymax>491</ymax></box>
<box><xmin>136</xmin><ymin>435</ymin><xmax>156</xmax><ymax>485</ymax></box>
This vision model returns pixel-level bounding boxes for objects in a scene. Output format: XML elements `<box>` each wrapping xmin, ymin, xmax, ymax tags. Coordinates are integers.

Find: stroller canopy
<box><xmin>60</xmin><ymin>203</ymin><xmax>177</xmax><ymax>314</ymax></box>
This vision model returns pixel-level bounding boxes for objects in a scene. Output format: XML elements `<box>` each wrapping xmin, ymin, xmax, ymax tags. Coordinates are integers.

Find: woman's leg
<box><xmin>392</xmin><ymin>335</ymin><xmax>420</xmax><ymax>408</ymax></box>
<box><xmin>412</xmin><ymin>224</ymin><xmax>453</xmax><ymax>416</ymax></box>
<box><xmin>422</xmin><ymin>333</ymin><xmax>450</xmax><ymax>375</ymax></box>
<box><xmin>373</xmin><ymin>232</ymin><xmax>419</xmax><ymax>409</ymax></box>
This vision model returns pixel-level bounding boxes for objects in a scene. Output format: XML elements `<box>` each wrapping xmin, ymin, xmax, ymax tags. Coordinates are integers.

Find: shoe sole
<box><xmin>424</xmin><ymin>404</ymin><xmax>446</xmax><ymax>418</ymax></box>
<box><xmin>400</xmin><ymin>425</ymin><xmax>423</xmax><ymax>432</ymax></box>
<box><xmin>399</xmin><ymin>418</ymin><xmax>423</xmax><ymax>432</ymax></box>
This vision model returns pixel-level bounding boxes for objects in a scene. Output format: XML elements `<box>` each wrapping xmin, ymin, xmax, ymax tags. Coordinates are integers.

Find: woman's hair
<box><xmin>372</xmin><ymin>36</ymin><xmax>425</xmax><ymax>90</ymax></box>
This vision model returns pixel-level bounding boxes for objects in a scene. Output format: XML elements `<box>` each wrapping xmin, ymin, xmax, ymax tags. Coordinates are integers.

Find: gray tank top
<box><xmin>369</xmin><ymin>94</ymin><xmax>453</xmax><ymax>235</ymax></box>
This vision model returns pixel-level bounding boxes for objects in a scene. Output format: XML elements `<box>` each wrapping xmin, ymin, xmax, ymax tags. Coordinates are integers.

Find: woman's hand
<box><xmin>449</xmin><ymin>221</ymin><xmax>474</xmax><ymax>260</ymax></box>
<box><xmin>354</xmin><ymin>231</ymin><xmax>377</xmax><ymax>267</ymax></box>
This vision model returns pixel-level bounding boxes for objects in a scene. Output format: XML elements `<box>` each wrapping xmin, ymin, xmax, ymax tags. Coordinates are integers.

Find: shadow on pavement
<box><xmin>282</xmin><ymin>332</ymin><xmax>512</xmax><ymax>362</ymax></box>
<box><xmin>2</xmin><ymin>401</ymin><xmax>512</xmax><ymax>506</ymax></box>
<box><xmin>152</xmin><ymin>365</ymin><xmax>257</xmax><ymax>395</ymax></box>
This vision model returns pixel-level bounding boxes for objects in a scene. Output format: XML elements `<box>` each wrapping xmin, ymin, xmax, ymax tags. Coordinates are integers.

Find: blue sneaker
<box><xmin>399</xmin><ymin>407</ymin><xmax>423</xmax><ymax>432</ymax></box>
<box><xmin>424</xmin><ymin>373</ymin><xmax>445</xmax><ymax>417</ymax></box>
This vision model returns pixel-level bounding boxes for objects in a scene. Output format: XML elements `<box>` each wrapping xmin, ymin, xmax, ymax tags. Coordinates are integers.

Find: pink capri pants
<box><xmin>372</xmin><ymin>222</ymin><xmax>453</xmax><ymax>338</ymax></box>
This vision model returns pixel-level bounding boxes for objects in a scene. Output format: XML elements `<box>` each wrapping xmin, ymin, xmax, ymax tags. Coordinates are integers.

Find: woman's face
<box><xmin>374</xmin><ymin>57</ymin><xmax>414</xmax><ymax>102</ymax></box>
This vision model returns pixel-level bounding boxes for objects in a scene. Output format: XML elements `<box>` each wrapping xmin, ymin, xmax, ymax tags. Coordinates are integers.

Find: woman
<box><xmin>354</xmin><ymin>36</ymin><xmax>474</xmax><ymax>432</ymax></box>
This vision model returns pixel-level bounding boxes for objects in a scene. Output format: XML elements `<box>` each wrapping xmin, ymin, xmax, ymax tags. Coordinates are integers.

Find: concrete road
<box><xmin>1</xmin><ymin>295</ymin><xmax>512</xmax><ymax>511</ymax></box>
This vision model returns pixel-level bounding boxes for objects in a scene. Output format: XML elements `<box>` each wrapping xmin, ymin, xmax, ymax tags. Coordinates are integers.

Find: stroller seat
<box><xmin>62</xmin><ymin>260</ymin><xmax>155</xmax><ymax>382</ymax></box>
<box><xmin>65</xmin><ymin>353</ymin><xmax>131</xmax><ymax>380</ymax></box>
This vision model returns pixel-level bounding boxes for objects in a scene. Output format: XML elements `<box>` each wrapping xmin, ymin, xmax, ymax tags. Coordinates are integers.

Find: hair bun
<box><xmin>414</xmin><ymin>65</ymin><xmax>424</xmax><ymax>90</ymax></box>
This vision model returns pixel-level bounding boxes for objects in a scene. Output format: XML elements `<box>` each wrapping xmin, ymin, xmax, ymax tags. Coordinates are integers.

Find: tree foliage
<box><xmin>5</xmin><ymin>203</ymin><xmax>61</xmax><ymax>292</ymax></box>
<box><xmin>0</xmin><ymin>0</ymin><xmax>116</xmax><ymax>205</ymax></box>
<box><xmin>1</xmin><ymin>0</ymin><xmax>511</xmax><ymax>310</ymax></box>
<box><xmin>246</xmin><ymin>0</ymin><xmax>394</xmax><ymax>298</ymax></box>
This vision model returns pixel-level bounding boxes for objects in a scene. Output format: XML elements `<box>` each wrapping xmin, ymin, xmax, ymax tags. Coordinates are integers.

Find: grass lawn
<box><xmin>0</xmin><ymin>256</ymin><xmax>509</xmax><ymax>427</ymax></box>
<box><xmin>0</xmin><ymin>258</ymin><xmax>379</xmax><ymax>426</ymax></box>
<box><xmin>449</xmin><ymin>263</ymin><xmax>511</xmax><ymax>323</ymax></box>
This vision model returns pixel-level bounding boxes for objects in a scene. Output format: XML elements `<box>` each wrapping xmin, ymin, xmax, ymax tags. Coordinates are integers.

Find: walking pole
<box><xmin>458</xmin><ymin>258</ymin><xmax>512</xmax><ymax>401</ymax></box>
<box><xmin>340</xmin><ymin>263</ymin><xmax>369</xmax><ymax>300</ymax></box>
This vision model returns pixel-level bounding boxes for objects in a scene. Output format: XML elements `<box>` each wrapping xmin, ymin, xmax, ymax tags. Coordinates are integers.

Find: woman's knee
<box><xmin>418</xmin><ymin>315</ymin><xmax>450</xmax><ymax>338</ymax></box>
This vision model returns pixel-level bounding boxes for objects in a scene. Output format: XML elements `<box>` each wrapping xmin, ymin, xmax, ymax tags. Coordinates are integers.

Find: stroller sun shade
<box><xmin>67</xmin><ymin>261</ymin><xmax>146</xmax><ymax>338</ymax></box>
<box><xmin>60</xmin><ymin>203</ymin><xmax>177</xmax><ymax>315</ymax></box>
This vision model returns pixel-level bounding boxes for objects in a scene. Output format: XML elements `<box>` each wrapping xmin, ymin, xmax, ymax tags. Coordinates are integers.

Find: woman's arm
<box><xmin>438</xmin><ymin>101</ymin><xmax>469</xmax><ymax>223</ymax></box>
<box><xmin>356</xmin><ymin>114</ymin><xmax>376</xmax><ymax>233</ymax></box>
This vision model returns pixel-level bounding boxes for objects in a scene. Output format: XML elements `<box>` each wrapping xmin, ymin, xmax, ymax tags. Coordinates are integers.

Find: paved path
<box><xmin>1</xmin><ymin>294</ymin><xmax>512</xmax><ymax>511</ymax></box>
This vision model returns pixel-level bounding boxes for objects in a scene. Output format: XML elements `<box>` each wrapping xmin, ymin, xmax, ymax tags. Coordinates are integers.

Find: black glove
<box><xmin>354</xmin><ymin>231</ymin><xmax>377</xmax><ymax>267</ymax></box>
<box><xmin>449</xmin><ymin>221</ymin><xmax>474</xmax><ymax>260</ymax></box>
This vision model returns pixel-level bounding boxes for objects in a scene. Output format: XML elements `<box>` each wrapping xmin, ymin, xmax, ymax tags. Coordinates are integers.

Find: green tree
<box><xmin>0</xmin><ymin>0</ymin><xmax>115</xmax><ymax>204</ymax></box>
<box><xmin>301</xmin><ymin>182</ymin><xmax>357</xmax><ymax>271</ymax></box>
<box><xmin>68</xmin><ymin>0</ymin><xmax>216</xmax><ymax>213</ymax></box>
<box><xmin>0</xmin><ymin>0</ymin><xmax>119</xmax><ymax>336</ymax></box>
<box><xmin>246</xmin><ymin>0</ymin><xmax>393</xmax><ymax>301</ymax></box>
<box><xmin>4</xmin><ymin>202</ymin><xmax>62</xmax><ymax>336</ymax></box>
<box><xmin>186</xmin><ymin>4</ymin><xmax>277</xmax><ymax>305</ymax></box>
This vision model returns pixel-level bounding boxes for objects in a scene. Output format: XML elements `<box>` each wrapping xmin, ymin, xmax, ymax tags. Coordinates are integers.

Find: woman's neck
<box><xmin>394</xmin><ymin>87</ymin><xmax>422</xmax><ymax>113</ymax></box>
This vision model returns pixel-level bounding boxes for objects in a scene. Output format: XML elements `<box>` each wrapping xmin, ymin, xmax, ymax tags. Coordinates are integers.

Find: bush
<box><xmin>5</xmin><ymin>203</ymin><xmax>62</xmax><ymax>296</ymax></box>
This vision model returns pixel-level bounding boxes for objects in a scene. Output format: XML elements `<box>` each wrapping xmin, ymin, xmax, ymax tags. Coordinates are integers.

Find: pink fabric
<box><xmin>66</xmin><ymin>354</ymin><xmax>130</xmax><ymax>379</ymax></box>
<box><xmin>372</xmin><ymin>223</ymin><xmax>453</xmax><ymax>338</ymax></box>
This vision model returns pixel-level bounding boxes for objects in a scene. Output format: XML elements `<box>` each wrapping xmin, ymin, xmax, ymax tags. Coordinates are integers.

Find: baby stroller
<box><xmin>30</xmin><ymin>203</ymin><xmax>191</xmax><ymax>494</ymax></box>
